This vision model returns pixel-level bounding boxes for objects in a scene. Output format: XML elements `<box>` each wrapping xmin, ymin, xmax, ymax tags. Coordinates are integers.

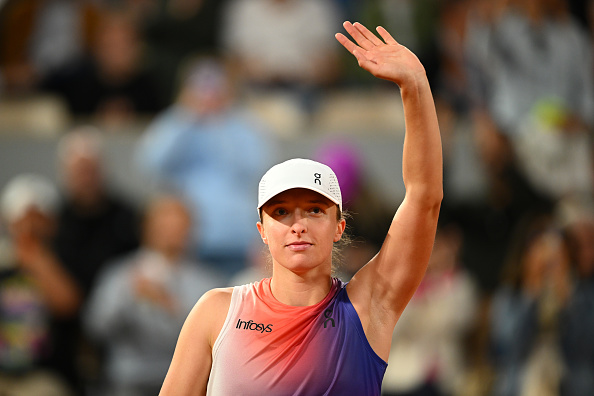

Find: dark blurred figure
<box><xmin>136</xmin><ymin>56</ymin><xmax>275</xmax><ymax>281</ymax></box>
<box><xmin>489</xmin><ymin>216</ymin><xmax>573</xmax><ymax>396</ymax></box>
<box><xmin>41</xmin><ymin>8</ymin><xmax>165</xmax><ymax>128</ymax></box>
<box><xmin>441</xmin><ymin>122</ymin><xmax>553</xmax><ymax>294</ymax></box>
<box><xmin>0</xmin><ymin>0</ymin><xmax>102</xmax><ymax>95</ymax></box>
<box><xmin>84</xmin><ymin>195</ymin><xmax>222</xmax><ymax>396</ymax></box>
<box><xmin>52</xmin><ymin>126</ymin><xmax>140</xmax><ymax>393</ymax></box>
<box><xmin>557</xmin><ymin>197</ymin><xmax>594</xmax><ymax>396</ymax></box>
<box><xmin>568</xmin><ymin>0</ymin><xmax>592</xmax><ymax>28</ymax></box>
<box><xmin>0</xmin><ymin>174</ymin><xmax>81</xmax><ymax>396</ymax></box>
<box><xmin>138</xmin><ymin>0</ymin><xmax>229</xmax><ymax>103</ymax></box>
<box><xmin>54</xmin><ymin>126</ymin><xmax>140</xmax><ymax>296</ymax></box>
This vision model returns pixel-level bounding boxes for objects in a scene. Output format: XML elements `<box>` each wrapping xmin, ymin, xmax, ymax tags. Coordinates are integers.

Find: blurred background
<box><xmin>0</xmin><ymin>0</ymin><xmax>593</xmax><ymax>395</ymax></box>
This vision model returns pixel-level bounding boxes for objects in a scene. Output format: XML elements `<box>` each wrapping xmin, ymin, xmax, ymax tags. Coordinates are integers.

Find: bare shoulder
<box><xmin>191</xmin><ymin>287</ymin><xmax>234</xmax><ymax>346</ymax></box>
<box><xmin>197</xmin><ymin>287</ymin><xmax>234</xmax><ymax>310</ymax></box>
<box><xmin>159</xmin><ymin>287</ymin><xmax>234</xmax><ymax>395</ymax></box>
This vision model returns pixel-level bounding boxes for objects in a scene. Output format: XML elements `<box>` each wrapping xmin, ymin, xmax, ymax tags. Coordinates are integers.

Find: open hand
<box><xmin>335</xmin><ymin>22</ymin><xmax>426</xmax><ymax>87</ymax></box>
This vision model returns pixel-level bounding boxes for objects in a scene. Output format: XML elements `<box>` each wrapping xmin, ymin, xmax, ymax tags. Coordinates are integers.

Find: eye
<box><xmin>273</xmin><ymin>208</ymin><xmax>288</xmax><ymax>216</ymax></box>
<box><xmin>309</xmin><ymin>207</ymin><xmax>324</xmax><ymax>215</ymax></box>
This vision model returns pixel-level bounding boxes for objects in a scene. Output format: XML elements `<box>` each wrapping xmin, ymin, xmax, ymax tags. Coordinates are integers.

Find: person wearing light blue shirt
<box><xmin>136</xmin><ymin>57</ymin><xmax>275</xmax><ymax>280</ymax></box>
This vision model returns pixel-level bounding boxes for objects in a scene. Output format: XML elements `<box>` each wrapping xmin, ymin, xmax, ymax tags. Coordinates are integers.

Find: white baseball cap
<box><xmin>257</xmin><ymin>158</ymin><xmax>342</xmax><ymax>213</ymax></box>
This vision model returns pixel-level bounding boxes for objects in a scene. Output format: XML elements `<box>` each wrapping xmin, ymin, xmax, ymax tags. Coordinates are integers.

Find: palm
<box><xmin>335</xmin><ymin>22</ymin><xmax>425</xmax><ymax>87</ymax></box>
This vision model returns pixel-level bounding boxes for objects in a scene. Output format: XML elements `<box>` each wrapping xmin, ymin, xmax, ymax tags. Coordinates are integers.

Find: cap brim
<box><xmin>257</xmin><ymin>184</ymin><xmax>342</xmax><ymax>211</ymax></box>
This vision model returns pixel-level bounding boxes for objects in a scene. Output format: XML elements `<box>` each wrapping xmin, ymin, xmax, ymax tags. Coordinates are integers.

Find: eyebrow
<box><xmin>264</xmin><ymin>199</ymin><xmax>285</xmax><ymax>207</ymax></box>
<box><xmin>308</xmin><ymin>199</ymin><xmax>331</xmax><ymax>206</ymax></box>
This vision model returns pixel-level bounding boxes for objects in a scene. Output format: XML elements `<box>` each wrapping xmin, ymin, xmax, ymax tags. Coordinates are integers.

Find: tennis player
<box><xmin>159</xmin><ymin>21</ymin><xmax>442</xmax><ymax>396</ymax></box>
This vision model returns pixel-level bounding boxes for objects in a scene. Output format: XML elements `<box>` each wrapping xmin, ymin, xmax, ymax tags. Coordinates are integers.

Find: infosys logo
<box><xmin>236</xmin><ymin>318</ymin><xmax>273</xmax><ymax>333</ymax></box>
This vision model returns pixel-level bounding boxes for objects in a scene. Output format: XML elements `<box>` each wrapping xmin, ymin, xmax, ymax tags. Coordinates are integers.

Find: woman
<box><xmin>159</xmin><ymin>21</ymin><xmax>442</xmax><ymax>395</ymax></box>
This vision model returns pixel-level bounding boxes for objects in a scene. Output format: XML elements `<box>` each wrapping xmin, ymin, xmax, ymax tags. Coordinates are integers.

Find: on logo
<box><xmin>323</xmin><ymin>309</ymin><xmax>335</xmax><ymax>328</ymax></box>
<box><xmin>314</xmin><ymin>173</ymin><xmax>322</xmax><ymax>185</ymax></box>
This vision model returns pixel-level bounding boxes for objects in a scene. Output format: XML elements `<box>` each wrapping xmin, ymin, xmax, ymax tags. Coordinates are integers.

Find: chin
<box><xmin>276</xmin><ymin>254</ymin><xmax>329</xmax><ymax>274</ymax></box>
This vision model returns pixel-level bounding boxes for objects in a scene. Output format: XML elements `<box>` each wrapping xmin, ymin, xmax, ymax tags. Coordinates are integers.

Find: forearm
<box><xmin>25</xmin><ymin>253</ymin><xmax>82</xmax><ymax>317</ymax></box>
<box><xmin>400</xmin><ymin>74</ymin><xmax>443</xmax><ymax>206</ymax></box>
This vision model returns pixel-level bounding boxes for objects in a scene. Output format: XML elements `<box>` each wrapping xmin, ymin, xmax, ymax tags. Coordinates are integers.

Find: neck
<box><xmin>270</xmin><ymin>265</ymin><xmax>333</xmax><ymax>307</ymax></box>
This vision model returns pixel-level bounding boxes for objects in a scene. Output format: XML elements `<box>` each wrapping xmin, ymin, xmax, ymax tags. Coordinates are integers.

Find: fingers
<box><xmin>376</xmin><ymin>26</ymin><xmax>399</xmax><ymax>45</ymax></box>
<box><xmin>335</xmin><ymin>33</ymin><xmax>373</xmax><ymax>65</ymax></box>
<box><xmin>335</xmin><ymin>32</ymin><xmax>360</xmax><ymax>56</ymax></box>
<box><xmin>353</xmin><ymin>50</ymin><xmax>377</xmax><ymax>74</ymax></box>
<box><xmin>342</xmin><ymin>21</ymin><xmax>378</xmax><ymax>51</ymax></box>
<box><xmin>353</xmin><ymin>22</ymin><xmax>384</xmax><ymax>47</ymax></box>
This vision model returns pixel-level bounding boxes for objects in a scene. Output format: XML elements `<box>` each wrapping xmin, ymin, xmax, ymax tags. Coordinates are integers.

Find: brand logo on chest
<box><xmin>323</xmin><ymin>309</ymin><xmax>335</xmax><ymax>328</ymax></box>
<box><xmin>236</xmin><ymin>318</ymin><xmax>273</xmax><ymax>333</ymax></box>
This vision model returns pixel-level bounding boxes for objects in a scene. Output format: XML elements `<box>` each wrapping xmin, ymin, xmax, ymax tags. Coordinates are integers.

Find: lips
<box><xmin>286</xmin><ymin>241</ymin><xmax>313</xmax><ymax>251</ymax></box>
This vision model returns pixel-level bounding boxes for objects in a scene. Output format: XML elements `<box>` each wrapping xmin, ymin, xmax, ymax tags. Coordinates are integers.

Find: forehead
<box><xmin>262</xmin><ymin>188</ymin><xmax>334</xmax><ymax>207</ymax></box>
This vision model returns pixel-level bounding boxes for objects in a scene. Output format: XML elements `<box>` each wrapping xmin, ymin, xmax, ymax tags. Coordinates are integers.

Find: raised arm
<box><xmin>337</xmin><ymin>22</ymin><xmax>443</xmax><ymax>360</ymax></box>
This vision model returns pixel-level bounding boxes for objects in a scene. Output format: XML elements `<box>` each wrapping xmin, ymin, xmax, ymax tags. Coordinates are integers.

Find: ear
<box><xmin>257</xmin><ymin>221</ymin><xmax>268</xmax><ymax>245</ymax></box>
<box><xmin>334</xmin><ymin>218</ymin><xmax>346</xmax><ymax>243</ymax></box>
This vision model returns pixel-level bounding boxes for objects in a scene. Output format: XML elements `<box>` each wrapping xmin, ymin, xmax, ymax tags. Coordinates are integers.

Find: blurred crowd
<box><xmin>0</xmin><ymin>0</ymin><xmax>593</xmax><ymax>395</ymax></box>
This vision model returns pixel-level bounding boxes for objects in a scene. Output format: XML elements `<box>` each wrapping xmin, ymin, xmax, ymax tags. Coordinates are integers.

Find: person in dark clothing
<box><xmin>141</xmin><ymin>0</ymin><xmax>229</xmax><ymax>102</ymax></box>
<box><xmin>50</xmin><ymin>127</ymin><xmax>140</xmax><ymax>393</ymax></box>
<box><xmin>54</xmin><ymin>126</ymin><xmax>140</xmax><ymax>295</ymax></box>
<box><xmin>42</xmin><ymin>9</ymin><xmax>165</xmax><ymax>125</ymax></box>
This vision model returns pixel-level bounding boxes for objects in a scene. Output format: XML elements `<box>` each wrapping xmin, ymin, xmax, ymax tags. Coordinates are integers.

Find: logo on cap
<box><xmin>314</xmin><ymin>173</ymin><xmax>322</xmax><ymax>185</ymax></box>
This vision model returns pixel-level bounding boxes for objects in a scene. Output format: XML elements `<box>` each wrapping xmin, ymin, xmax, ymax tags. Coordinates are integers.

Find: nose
<box><xmin>290</xmin><ymin>210</ymin><xmax>307</xmax><ymax>235</ymax></box>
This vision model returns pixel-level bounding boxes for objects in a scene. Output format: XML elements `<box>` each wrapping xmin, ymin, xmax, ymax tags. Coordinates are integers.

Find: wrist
<box><xmin>398</xmin><ymin>69</ymin><xmax>428</xmax><ymax>93</ymax></box>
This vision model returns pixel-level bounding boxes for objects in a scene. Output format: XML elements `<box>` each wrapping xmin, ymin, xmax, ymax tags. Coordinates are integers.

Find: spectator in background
<box><xmin>221</xmin><ymin>0</ymin><xmax>342</xmax><ymax>113</ymax></box>
<box><xmin>440</xmin><ymin>120</ymin><xmax>553</xmax><ymax>294</ymax></box>
<box><xmin>0</xmin><ymin>174</ymin><xmax>81</xmax><ymax>396</ymax></box>
<box><xmin>41</xmin><ymin>8</ymin><xmax>165</xmax><ymax>128</ymax></box>
<box><xmin>139</xmin><ymin>0</ymin><xmax>229</xmax><ymax>103</ymax></box>
<box><xmin>0</xmin><ymin>0</ymin><xmax>103</xmax><ymax>95</ymax></box>
<box><xmin>489</xmin><ymin>216</ymin><xmax>572</xmax><ymax>396</ymax></box>
<box><xmin>136</xmin><ymin>56</ymin><xmax>275</xmax><ymax>281</ymax></box>
<box><xmin>557</xmin><ymin>196</ymin><xmax>594</xmax><ymax>396</ymax></box>
<box><xmin>465</xmin><ymin>0</ymin><xmax>594</xmax><ymax>200</ymax></box>
<box><xmin>382</xmin><ymin>223</ymin><xmax>477</xmax><ymax>396</ymax></box>
<box><xmin>54</xmin><ymin>126</ymin><xmax>140</xmax><ymax>298</ymax></box>
<box><xmin>84</xmin><ymin>195</ymin><xmax>222</xmax><ymax>396</ymax></box>
<box><xmin>52</xmin><ymin>126</ymin><xmax>140</xmax><ymax>392</ymax></box>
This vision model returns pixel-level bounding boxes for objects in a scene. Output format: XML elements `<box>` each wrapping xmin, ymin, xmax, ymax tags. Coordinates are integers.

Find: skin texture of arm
<box><xmin>336</xmin><ymin>22</ymin><xmax>443</xmax><ymax>362</ymax></box>
<box><xmin>15</xmin><ymin>226</ymin><xmax>81</xmax><ymax>318</ymax></box>
<box><xmin>159</xmin><ymin>287</ymin><xmax>233</xmax><ymax>396</ymax></box>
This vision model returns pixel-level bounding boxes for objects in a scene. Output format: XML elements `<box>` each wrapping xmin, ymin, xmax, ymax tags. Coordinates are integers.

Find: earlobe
<box><xmin>334</xmin><ymin>219</ymin><xmax>346</xmax><ymax>242</ymax></box>
<box><xmin>257</xmin><ymin>221</ymin><xmax>268</xmax><ymax>245</ymax></box>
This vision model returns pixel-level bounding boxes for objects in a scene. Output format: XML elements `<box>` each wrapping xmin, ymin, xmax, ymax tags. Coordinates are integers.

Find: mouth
<box><xmin>286</xmin><ymin>241</ymin><xmax>313</xmax><ymax>251</ymax></box>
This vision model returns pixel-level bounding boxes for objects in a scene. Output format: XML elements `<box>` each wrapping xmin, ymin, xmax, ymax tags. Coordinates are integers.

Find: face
<box><xmin>522</xmin><ymin>231</ymin><xmax>569</xmax><ymax>284</ymax></box>
<box><xmin>257</xmin><ymin>188</ymin><xmax>345</xmax><ymax>275</ymax></box>
<box><xmin>144</xmin><ymin>198</ymin><xmax>192</xmax><ymax>259</ymax></box>
<box><xmin>63</xmin><ymin>154</ymin><xmax>103</xmax><ymax>205</ymax></box>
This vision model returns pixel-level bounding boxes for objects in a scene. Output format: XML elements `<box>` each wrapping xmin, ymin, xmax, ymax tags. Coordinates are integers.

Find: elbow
<box><xmin>407</xmin><ymin>184</ymin><xmax>443</xmax><ymax>211</ymax></box>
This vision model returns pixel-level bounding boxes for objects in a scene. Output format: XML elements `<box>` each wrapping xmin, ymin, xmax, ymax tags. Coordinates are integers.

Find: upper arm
<box><xmin>348</xmin><ymin>194</ymin><xmax>440</xmax><ymax>327</ymax></box>
<box><xmin>159</xmin><ymin>288</ymin><xmax>232</xmax><ymax>396</ymax></box>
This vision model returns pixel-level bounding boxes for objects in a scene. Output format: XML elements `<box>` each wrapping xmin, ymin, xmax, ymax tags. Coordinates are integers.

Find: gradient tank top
<box><xmin>206</xmin><ymin>277</ymin><xmax>387</xmax><ymax>395</ymax></box>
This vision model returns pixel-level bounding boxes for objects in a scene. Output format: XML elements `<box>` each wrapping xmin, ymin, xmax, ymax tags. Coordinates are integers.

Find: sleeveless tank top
<box><xmin>206</xmin><ymin>277</ymin><xmax>387</xmax><ymax>396</ymax></box>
